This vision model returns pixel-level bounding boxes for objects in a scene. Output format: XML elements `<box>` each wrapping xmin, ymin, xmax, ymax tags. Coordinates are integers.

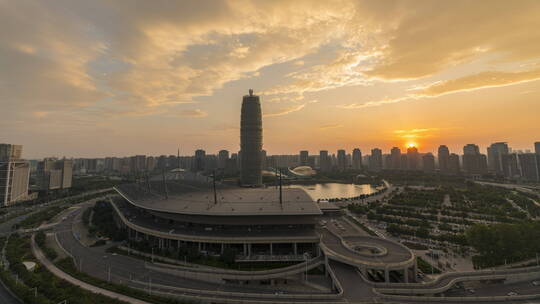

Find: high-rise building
<box><xmin>448</xmin><ymin>153</ymin><xmax>461</xmax><ymax>174</ymax></box>
<box><xmin>299</xmin><ymin>150</ymin><xmax>309</xmax><ymax>166</ymax></box>
<box><xmin>218</xmin><ymin>150</ymin><xmax>229</xmax><ymax>169</ymax></box>
<box><xmin>438</xmin><ymin>145</ymin><xmax>450</xmax><ymax>173</ymax></box>
<box><xmin>502</xmin><ymin>153</ymin><xmax>519</xmax><ymax>179</ymax></box>
<box><xmin>535</xmin><ymin>142</ymin><xmax>540</xmax><ymax>155</ymax></box>
<box><xmin>193</xmin><ymin>149</ymin><xmax>206</xmax><ymax>172</ymax></box>
<box><xmin>406</xmin><ymin>146</ymin><xmax>419</xmax><ymax>170</ymax></box>
<box><xmin>423</xmin><ymin>153</ymin><xmax>435</xmax><ymax>172</ymax></box>
<box><xmin>390</xmin><ymin>147</ymin><xmax>401</xmax><ymax>170</ymax></box>
<box><xmin>462</xmin><ymin>144</ymin><xmax>488</xmax><ymax>175</ymax></box>
<box><xmin>463</xmin><ymin>144</ymin><xmax>480</xmax><ymax>155</ymax></box>
<box><xmin>518</xmin><ymin>153</ymin><xmax>539</xmax><ymax>181</ymax></box>
<box><xmin>130</xmin><ymin>155</ymin><xmax>147</xmax><ymax>172</ymax></box>
<box><xmin>337</xmin><ymin>150</ymin><xmax>347</xmax><ymax>171</ymax></box>
<box><xmin>0</xmin><ymin>144</ymin><xmax>22</xmax><ymax>161</ymax></box>
<box><xmin>146</xmin><ymin>157</ymin><xmax>156</xmax><ymax>171</ymax></box>
<box><xmin>0</xmin><ymin>144</ymin><xmax>30</xmax><ymax>206</ymax></box>
<box><xmin>352</xmin><ymin>148</ymin><xmax>362</xmax><ymax>170</ymax></box>
<box><xmin>37</xmin><ymin>158</ymin><xmax>73</xmax><ymax>190</ymax></box>
<box><xmin>319</xmin><ymin>150</ymin><xmax>330</xmax><ymax>172</ymax></box>
<box><xmin>487</xmin><ymin>142</ymin><xmax>509</xmax><ymax>175</ymax></box>
<box><xmin>240</xmin><ymin>89</ymin><xmax>263</xmax><ymax>186</ymax></box>
<box><xmin>369</xmin><ymin>148</ymin><xmax>383</xmax><ymax>172</ymax></box>
<box><xmin>261</xmin><ymin>150</ymin><xmax>267</xmax><ymax>170</ymax></box>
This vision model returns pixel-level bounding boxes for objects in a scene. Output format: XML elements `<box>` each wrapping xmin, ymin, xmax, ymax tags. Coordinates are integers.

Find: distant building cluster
<box><xmin>285</xmin><ymin>141</ymin><xmax>540</xmax><ymax>182</ymax></box>
<box><xmin>78</xmin><ymin>141</ymin><xmax>540</xmax><ymax>183</ymax></box>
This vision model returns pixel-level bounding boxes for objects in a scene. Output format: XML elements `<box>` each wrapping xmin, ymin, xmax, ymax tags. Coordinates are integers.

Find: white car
<box><xmin>507</xmin><ymin>291</ymin><xmax>518</xmax><ymax>296</ymax></box>
<box><xmin>533</xmin><ymin>281</ymin><xmax>540</xmax><ymax>286</ymax></box>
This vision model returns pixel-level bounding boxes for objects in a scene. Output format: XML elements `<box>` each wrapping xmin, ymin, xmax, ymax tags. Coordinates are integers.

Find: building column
<box><xmin>221</xmin><ymin>243</ymin><xmax>225</xmax><ymax>254</ymax></box>
<box><xmin>248</xmin><ymin>244</ymin><xmax>252</xmax><ymax>256</ymax></box>
<box><xmin>243</xmin><ymin>243</ymin><xmax>247</xmax><ymax>256</ymax></box>
<box><xmin>293</xmin><ymin>243</ymin><xmax>298</xmax><ymax>255</ymax></box>
<box><xmin>384</xmin><ymin>268</ymin><xmax>390</xmax><ymax>283</ymax></box>
<box><xmin>403</xmin><ymin>268</ymin><xmax>409</xmax><ymax>283</ymax></box>
<box><xmin>198</xmin><ymin>242</ymin><xmax>202</xmax><ymax>251</ymax></box>
<box><xmin>324</xmin><ymin>255</ymin><xmax>329</xmax><ymax>277</ymax></box>
<box><xmin>413</xmin><ymin>262</ymin><xmax>418</xmax><ymax>282</ymax></box>
<box><xmin>270</xmin><ymin>243</ymin><xmax>273</xmax><ymax>256</ymax></box>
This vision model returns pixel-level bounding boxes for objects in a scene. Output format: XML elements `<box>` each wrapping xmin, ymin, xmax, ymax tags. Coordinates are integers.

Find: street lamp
<box><xmin>303</xmin><ymin>252</ymin><xmax>310</xmax><ymax>283</ymax></box>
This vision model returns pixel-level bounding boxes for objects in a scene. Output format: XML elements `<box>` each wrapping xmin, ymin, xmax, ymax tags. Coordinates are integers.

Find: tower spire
<box><xmin>279</xmin><ymin>168</ymin><xmax>283</xmax><ymax>207</ymax></box>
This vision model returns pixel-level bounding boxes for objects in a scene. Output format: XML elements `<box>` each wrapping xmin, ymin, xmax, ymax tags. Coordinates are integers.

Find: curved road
<box><xmin>55</xmin><ymin>207</ymin><xmax>345</xmax><ymax>303</ymax></box>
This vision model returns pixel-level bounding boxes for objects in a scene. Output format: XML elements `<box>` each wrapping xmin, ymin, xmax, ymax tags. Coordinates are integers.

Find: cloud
<box><xmin>263</xmin><ymin>104</ymin><xmax>306</xmax><ymax>117</ymax></box>
<box><xmin>339</xmin><ymin>68</ymin><xmax>540</xmax><ymax>110</ymax></box>
<box><xmin>394</xmin><ymin>128</ymin><xmax>436</xmax><ymax>134</ymax></box>
<box><xmin>415</xmin><ymin>68</ymin><xmax>540</xmax><ymax>97</ymax></box>
<box><xmin>338</xmin><ymin>96</ymin><xmax>411</xmax><ymax>109</ymax></box>
<box><xmin>175</xmin><ymin>109</ymin><xmax>208</xmax><ymax>118</ymax></box>
<box><xmin>319</xmin><ymin>123</ymin><xmax>344</xmax><ymax>130</ymax></box>
<box><xmin>392</xmin><ymin>128</ymin><xmax>441</xmax><ymax>140</ymax></box>
<box><xmin>2</xmin><ymin>0</ymin><xmax>540</xmax><ymax>150</ymax></box>
<box><xmin>264</xmin><ymin>51</ymin><xmax>375</xmax><ymax>96</ymax></box>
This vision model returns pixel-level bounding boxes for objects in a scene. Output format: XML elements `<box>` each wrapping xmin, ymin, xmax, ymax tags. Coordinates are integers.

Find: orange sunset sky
<box><xmin>1</xmin><ymin>0</ymin><xmax>539</xmax><ymax>158</ymax></box>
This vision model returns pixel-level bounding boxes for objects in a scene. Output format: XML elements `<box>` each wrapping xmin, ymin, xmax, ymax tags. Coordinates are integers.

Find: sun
<box><xmin>407</xmin><ymin>142</ymin><xmax>417</xmax><ymax>148</ymax></box>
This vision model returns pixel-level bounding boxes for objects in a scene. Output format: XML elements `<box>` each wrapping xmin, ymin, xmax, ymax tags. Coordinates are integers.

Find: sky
<box><xmin>1</xmin><ymin>0</ymin><xmax>539</xmax><ymax>159</ymax></box>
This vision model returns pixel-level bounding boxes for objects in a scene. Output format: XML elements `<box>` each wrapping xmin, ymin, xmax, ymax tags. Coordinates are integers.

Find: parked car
<box><xmin>507</xmin><ymin>291</ymin><xmax>518</xmax><ymax>296</ymax></box>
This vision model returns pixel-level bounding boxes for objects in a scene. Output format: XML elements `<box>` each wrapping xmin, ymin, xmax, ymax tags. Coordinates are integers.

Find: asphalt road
<box><xmin>55</xmin><ymin>207</ymin><xmax>344</xmax><ymax>303</ymax></box>
<box><xmin>51</xmin><ymin>199</ymin><xmax>540</xmax><ymax>304</ymax></box>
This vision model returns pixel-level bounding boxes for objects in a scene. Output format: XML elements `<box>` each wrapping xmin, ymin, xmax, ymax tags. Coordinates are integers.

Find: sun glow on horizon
<box><xmin>407</xmin><ymin>142</ymin><xmax>417</xmax><ymax>149</ymax></box>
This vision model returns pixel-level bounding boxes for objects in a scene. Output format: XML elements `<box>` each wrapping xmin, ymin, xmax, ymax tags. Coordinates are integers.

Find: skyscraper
<box><xmin>448</xmin><ymin>153</ymin><xmax>461</xmax><ymax>174</ymax></box>
<box><xmin>193</xmin><ymin>149</ymin><xmax>206</xmax><ymax>172</ymax></box>
<box><xmin>535</xmin><ymin>142</ymin><xmax>540</xmax><ymax>155</ymax></box>
<box><xmin>369</xmin><ymin>148</ymin><xmax>383</xmax><ymax>172</ymax></box>
<box><xmin>487</xmin><ymin>142</ymin><xmax>509</xmax><ymax>175</ymax></box>
<box><xmin>438</xmin><ymin>145</ymin><xmax>450</xmax><ymax>173</ymax></box>
<box><xmin>462</xmin><ymin>144</ymin><xmax>488</xmax><ymax>175</ymax></box>
<box><xmin>390</xmin><ymin>147</ymin><xmax>401</xmax><ymax>170</ymax></box>
<box><xmin>0</xmin><ymin>143</ymin><xmax>30</xmax><ymax>206</ymax></box>
<box><xmin>406</xmin><ymin>146</ymin><xmax>419</xmax><ymax>170</ymax></box>
<box><xmin>423</xmin><ymin>153</ymin><xmax>435</xmax><ymax>172</ymax></box>
<box><xmin>240</xmin><ymin>89</ymin><xmax>263</xmax><ymax>186</ymax></box>
<box><xmin>319</xmin><ymin>150</ymin><xmax>330</xmax><ymax>172</ymax></box>
<box><xmin>37</xmin><ymin>158</ymin><xmax>73</xmax><ymax>190</ymax></box>
<box><xmin>299</xmin><ymin>150</ymin><xmax>309</xmax><ymax>166</ymax></box>
<box><xmin>518</xmin><ymin>153</ymin><xmax>540</xmax><ymax>181</ymax></box>
<box><xmin>352</xmin><ymin>148</ymin><xmax>362</xmax><ymax>170</ymax></box>
<box><xmin>337</xmin><ymin>149</ymin><xmax>347</xmax><ymax>171</ymax></box>
<box><xmin>218</xmin><ymin>150</ymin><xmax>229</xmax><ymax>169</ymax></box>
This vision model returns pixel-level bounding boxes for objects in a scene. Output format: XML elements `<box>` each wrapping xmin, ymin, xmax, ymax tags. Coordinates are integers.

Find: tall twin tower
<box><xmin>240</xmin><ymin>89</ymin><xmax>263</xmax><ymax>186</ymax></box>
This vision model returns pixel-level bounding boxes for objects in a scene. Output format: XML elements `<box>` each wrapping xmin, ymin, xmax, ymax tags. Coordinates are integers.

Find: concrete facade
<box><xmin>240</xmin><ymin>89</ymin><xmax>263</xmax><ymax>186</ymax></box>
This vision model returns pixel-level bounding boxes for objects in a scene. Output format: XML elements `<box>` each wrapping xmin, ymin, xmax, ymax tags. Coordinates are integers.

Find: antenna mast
<box><xmin>177</xmin><ymin>148</ymin><xmax>181</xmax><ymax>170</ymax></box>
<box><xmin>279</xmin><ymin>168</ymin><xmax>283</xmax><ymax>206</ymax></box>
<box><xmin>212</xmin><ymin>170</ymin><xmax>218</xmax><ymax>205</ymax></box>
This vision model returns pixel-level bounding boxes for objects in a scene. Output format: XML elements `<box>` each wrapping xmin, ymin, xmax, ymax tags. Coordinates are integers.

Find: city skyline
<box><xmin>2</xmin><ymin>1</ymin><xmax>540</xmax><ymax>158</ymax></box>
<box><xmin>9</xmin><ymin>140</ymin><xmax>540</xmax><ymax>160</ymax></box>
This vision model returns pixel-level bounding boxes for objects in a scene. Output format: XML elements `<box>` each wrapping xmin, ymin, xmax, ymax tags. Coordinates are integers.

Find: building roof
<box><xmin>116</xmin><ymin>181</ymin><xmax>322</xmax><ymax>217</ymax></box>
